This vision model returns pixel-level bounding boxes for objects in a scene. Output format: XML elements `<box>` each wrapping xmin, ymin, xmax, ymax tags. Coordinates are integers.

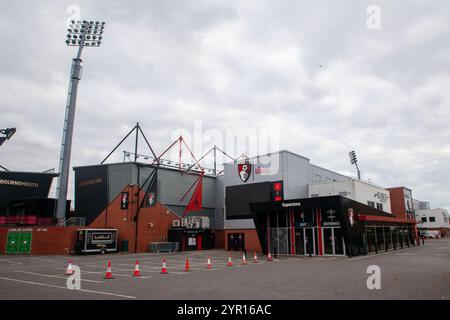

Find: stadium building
<box><xmin>0</xmin><ymin>148</ymin><xmax>419</xmax><ymax>256</ymax></box>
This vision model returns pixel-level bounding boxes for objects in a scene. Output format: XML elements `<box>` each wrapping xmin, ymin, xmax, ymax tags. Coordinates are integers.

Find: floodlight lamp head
<box><xmin>65</xmin><ymin>19</ymin><xmax>105</xmax><ymax>47</ymax></box>
<box><xmin>0</xmin><ymin>128</ymin><xmax>16</xmax><ymax>141</ymax></box>
<box><xmin>349</xmin><ymin>150</ymin><xmax>357</xmax><ymax>165</ymax></box>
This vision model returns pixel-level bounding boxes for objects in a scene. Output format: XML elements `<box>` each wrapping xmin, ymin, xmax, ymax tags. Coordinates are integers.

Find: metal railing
<box><xmin>56</xmin><ymin>217</ymin><xmax>85</xmax><ymax>227</ymax></box>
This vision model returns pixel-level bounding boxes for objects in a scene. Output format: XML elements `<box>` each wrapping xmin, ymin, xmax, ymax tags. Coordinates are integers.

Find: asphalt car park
<box><xmin>0</xmin><ymin>239</ymin><xmax>448</xmax><ymax>300</ymax></box>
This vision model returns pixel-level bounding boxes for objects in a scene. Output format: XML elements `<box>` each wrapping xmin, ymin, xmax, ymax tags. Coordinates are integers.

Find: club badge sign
<box><xmin>237</xmin><ymin>160</ymin><xmax>251</xmax><ymax>182</ymax></box>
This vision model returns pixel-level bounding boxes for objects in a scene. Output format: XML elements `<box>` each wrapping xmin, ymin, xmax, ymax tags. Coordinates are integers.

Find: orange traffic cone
<box><xmin>185</xmin><ymin>257</ymin><xmax>190</xmax><ymax>272</ymax></box>
<box><xmin>65</xmin><ymin>259</ymin><xmax>74</xmax><ymax>275</ymax></box>
<box><xmin>227</xmin><ymin>256</ymin><xmax>233</xmax><ymax>267</ymax></box>
<box><xmin>133</xmin><ymin>260</ymin><xmax>141</xmax><ymax>277</ymax></box>
<box><xmin>104</xmin><ymin>261</ymin><xmax>113</xmax><ymax>279</ymax></box>
<box><xmin>242</xmin><ymin>252</ymin><xmax>248</xmax><ymax>265</ymax></box>
<box><xmin>253</xmin><ymin>252</ymin><xmax>259</xmax><ymax>263</ymax></box>
<box><xmin>161</xmin><ymin>259</ymin><xmax>168</xmax><ymax>274</ymax></box>
<box><xmin>267</xmin><ymin>252</ymin><xmax>273</xmax><ymax>261</ymax></box>
<box><xmin>206</xmin><ymin>256</ymin><xmax>212</xmax><ymax>269</ymax></box>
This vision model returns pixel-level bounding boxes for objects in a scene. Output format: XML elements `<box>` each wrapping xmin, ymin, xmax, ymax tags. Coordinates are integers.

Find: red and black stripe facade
<box><xmin>250</xmin><ymin>195</ymin><xmax>418</xmax><ymax>257</ymax></box>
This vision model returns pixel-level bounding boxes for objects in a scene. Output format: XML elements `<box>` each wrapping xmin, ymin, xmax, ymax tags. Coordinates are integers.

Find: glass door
<box><xmin>322</xmin><ymin>227</ymin><xmax>345</xmax><ymax>255</ymax></box>
<box><xmin>323</xmin><ymin>228</ymin><xmax>333</xmax><ymax>255</ymax></box>
<box><xmin>277</xmin><ymin>228</ymin><xmax>289</xmax><ymax>254</ymax></box>
<box><xmin>334</xmin><ymin>228</ymin><xmax>344</xmax><ymax>255</ymax></box>
<box><xmin>295</xmin><ymin>228</ymin><xmax>305</xmax><ymax>255</ymax></box>
<box><xmin>305</xmin><ymin>228</ymin><xmax>316</xmax><ymax>256</ymax></box>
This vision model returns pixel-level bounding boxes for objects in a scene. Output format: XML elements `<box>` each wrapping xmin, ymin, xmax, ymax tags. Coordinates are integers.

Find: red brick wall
<box><xmin>0</xmin><ymin>226</ymin><xmax>77</xmax><ymax>255</ymax></box>
<box><xmin>89</xmin><ymin>185</ymin><xmax>179</xmax><ymax>253</ymax></box>
<box><xmin>30</xmin><ymin>227</ymin><xmax>78</xmax><ymax>255</ymax></box>
<box><xmin>0</xmin><ymin>185</ymin><xmax>179</xmax><ymax>255</ymax></box>
<box><xmin>225</xmin><ymin>229</ymin><xmax>262</xmax><ymax>253</ymax></box>
<box><xmin>388</xmin><ymin>187</ymin><xmax>407</xmax><ymax>219</ymax></box>
<box><xmin>0</xmin><ymin>228</ymin><xmax>7</xmax><ymax>253</ymax></box>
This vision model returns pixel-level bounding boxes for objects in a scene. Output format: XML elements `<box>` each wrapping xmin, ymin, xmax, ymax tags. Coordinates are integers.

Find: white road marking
<box><xmin>29</xmin><ymin>257</ymin><xmax>59</xmax><ymax>262</ymax></box>
<box><xmin>55</xmin><ymin>267</ymin><xmax>151</xmax><ymax>279</ymax></box>
<box><xmin>15</xmin><ymin>270</ymin><xmax>106</xmax><ymax>283</ymax></box>
<box><xmin>347</xmin><ymin>247</ymin><xmax>424</xmax><ymax>261</ymax></box>
<box><xmin>435</xmin><ymin>253</ymin><xmax>448</xmax><ymax>256</ymax></box>
<box><xmin>348</xmin><ymin>251</ymin><xmax>396</xmax><ymax>260</ymax></box>
<box><xmin>0</xmin><ymin>276</ymin><xmax>136</xmax><ymax>299</ymax></box>
<box><xmin>0</xmin><ymin>259</ymin><xmax>22</xmax><ymax>265</ymax></box>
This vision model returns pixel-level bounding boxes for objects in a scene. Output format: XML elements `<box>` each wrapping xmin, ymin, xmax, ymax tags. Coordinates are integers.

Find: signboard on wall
<box><xmin>120</xmin><ymin>192</ymin><xmax>129</xmax><ymax>209</ymax></box>
<box><xmin>74</xmin><ymin>166</ymin><xmax>108</xmax><ymax>225</ymax></box>
<box><xmin>403</xmin><ymin>188</ymin><xmax>414</xmax><ymax>218</ymax></box>
<box><xmin>271</xmin><ymin>181</ymin><xmax>283</xmax><ymax>201</ymax></box>
<box><xmin>321</xmin><ymin>208</ymin><xmax>341</xmax><ymax>227</ymax></box>
<box><xmin>0</xmin><ymin>171</ymin><xmax>57</xmax><ymax>214</ymax></box>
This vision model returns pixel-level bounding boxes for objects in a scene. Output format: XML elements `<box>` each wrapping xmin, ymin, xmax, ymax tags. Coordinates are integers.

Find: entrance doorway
<box><xmin>322</xmin><ymin>227</ymin><xmax>345</xmax><ymax>255</ymax></box>
<box><xmin>227</xmin><ymin>233</ymin><xmax>245</xmax><ymax>251</ymax></box>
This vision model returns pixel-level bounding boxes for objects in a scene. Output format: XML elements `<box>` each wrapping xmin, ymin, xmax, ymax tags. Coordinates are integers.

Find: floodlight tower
<box><xmin>349</xmin><ymin>150</ymin><xmax>361</xmax><ymax>180</ymax></box>
<box><xmin>55</xmin><ymin>20</ymin><xmax>105</xmax><ymax>224</ymax></box>
<box><xmin>0</xmin><ymin>128</ymin><xmax>16</xmax><ymax>146</ymax></box>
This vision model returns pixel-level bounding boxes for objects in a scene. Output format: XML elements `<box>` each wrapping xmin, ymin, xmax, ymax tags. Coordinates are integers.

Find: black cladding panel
<box><xmin>74</xmin><ymin>166</ymin><xmax>108</xmax><ymax>225</ymax></box>
<box><xmin>226</xmin><ymin>182</ymin><xmax>272</xmax><ymax>219</ymax></box>
<box><xmin>0</xmin><ymin>171</ymin><xmax>57</xmax><ymax>214</ymax></box>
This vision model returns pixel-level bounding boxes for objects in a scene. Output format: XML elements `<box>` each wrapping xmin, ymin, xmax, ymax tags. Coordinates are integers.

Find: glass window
<box><xmin>376</xmin><ymin>226</ymin><xmax>385</xmax><ymax>251</ymax></box>
<box><xmin>384</xmin><ymin>226</ymin><xmax>392</xmax><ymax>251</ymax></box>
<box><xmin>269</xmin><ymin>229</ymin><xmax>279</xmax><ymax>255</ymax></box>
<box><xmin>377</xmin><ymin>203</ymin><xmax>383</xmax><ymax>211</ymax></box>
<box><xmin>366</xmin><ymin>226</ymin><xmax>377</xmax><ymax>253</ymax></box>
<box><xmin>391</xmin><ymin>226</ymin><xmax>400</xmax><ymax>249</ymax></box>
<box><xmin>278</xmin><ymin>209</ymin><xmax>288</xmax><ymax>228</ymax></box>
<box><xmin>269</xmin><ymin>210</ymin><xmax>277</xmax><ymax>229</ymax></box>
<box><xmin>368</xmin><ymin>201</ymin><xmax>376</xmax><ymax>208</ymax></box>
<box><xmin>429</xmin><ymin>216</ymin><xmax>436</xmax><ymax>222</ymax></box>
<box><xmin>421</xmin><ymin>217</ymin><xmax>427</xmax><ymax>223</ymax></box>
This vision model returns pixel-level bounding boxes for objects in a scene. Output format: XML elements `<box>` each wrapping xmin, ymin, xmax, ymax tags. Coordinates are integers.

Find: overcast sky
<box><xmin>1</xmin><ymin>0</ymin><xmax>449</xmax><ymax>211</ymax></box>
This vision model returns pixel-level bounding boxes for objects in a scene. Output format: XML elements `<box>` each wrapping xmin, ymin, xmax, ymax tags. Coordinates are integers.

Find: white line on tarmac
<box><xmin>0</xmin><ymin>259</ymin><xmax>22</xmax><ymax>265</ymax></box>
<box><xmin>15</xmin><ymin>271</ymin><xmax>106</xmax><ymax>283</ymax></box>
<box><xmin>55</xmin><ymin>267</ymin><xmax>151</xmax><ymax>279</ymax></box>
<box><xmin>348</xmin><ymin>250</ymin><xmax>405</xmax><ymax>260</ymax></box>
<box><xmin>0</xmin><ymin>276</ymin><xmax>136</xmax><ymax>299</ymax></box>
<box><xmin>29</xmin><ymin>257</ymin><xmax>59</xmax><ymax>262</ymax></box>
<box><xmin>435</xmin><ymin>253</ymin><xmax>448</xmax><ymax>256</ymax></box>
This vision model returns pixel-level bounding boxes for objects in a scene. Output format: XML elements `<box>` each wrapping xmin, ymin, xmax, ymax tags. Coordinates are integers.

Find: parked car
<box><xmin>425</xmin><ymin>230</ymin><xmax>441</xmax><ymax>239</ymax></box>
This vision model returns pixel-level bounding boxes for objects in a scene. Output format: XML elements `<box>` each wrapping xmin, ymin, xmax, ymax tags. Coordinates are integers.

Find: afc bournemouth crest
<box><xmin>237</xmin><ymin>160</ymin><xmax>251</xmax><ymax>182</ymax></box>
<box><xmin>348</xmin><ymin>208</ymin><xmax>355</xmax><ymax>227</ymax></box>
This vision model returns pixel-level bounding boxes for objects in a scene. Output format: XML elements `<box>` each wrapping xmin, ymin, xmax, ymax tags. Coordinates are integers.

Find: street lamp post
<box><xmin>55</xmin><ymin>20</ymin><xmax>105</xmax><ymax>225</ymax></box>
<box><xmin>349</xmin><ymin>150</ymin><xmax>361</xmax><ymax>180</ymax></box>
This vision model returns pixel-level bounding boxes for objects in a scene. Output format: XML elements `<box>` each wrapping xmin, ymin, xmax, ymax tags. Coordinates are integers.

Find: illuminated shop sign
<box><xmin>272</xmin><ymin>181</ymin><xmax>283</xmax><ymax>201</ymax></box>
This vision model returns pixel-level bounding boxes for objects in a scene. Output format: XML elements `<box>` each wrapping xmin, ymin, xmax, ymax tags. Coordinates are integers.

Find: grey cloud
<box><xmin>1</xmin><ymin>0</ymin><xmax>449</xmax><ymax>211</ymax></box>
